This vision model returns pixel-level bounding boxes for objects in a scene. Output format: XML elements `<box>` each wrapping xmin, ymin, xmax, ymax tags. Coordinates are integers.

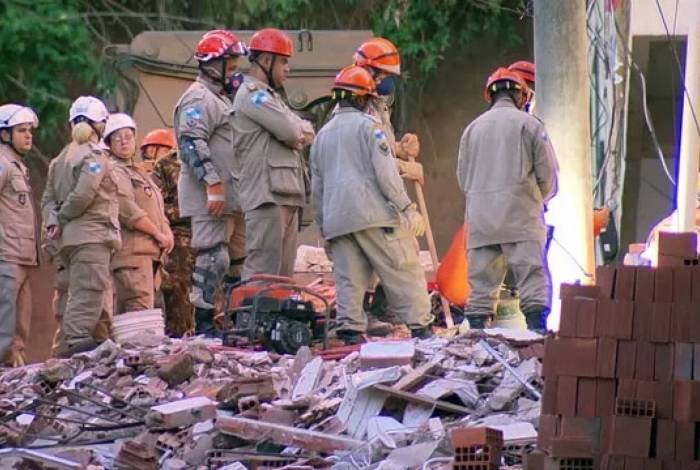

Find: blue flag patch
<box><xmin>251</xmin><ymin>90</ymin><xmax>269</xmax><ymax>106</ymax></box>
<box><xmin>87</xmin><ymin>161</ymin><xmax>102</xmax><ymax>175</ymax></box>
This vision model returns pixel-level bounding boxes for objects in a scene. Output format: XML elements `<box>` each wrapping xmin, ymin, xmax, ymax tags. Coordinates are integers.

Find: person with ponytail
<box><xmin>41</xmin><ymin>96</ymin><xmax>120</xmax><ymax>357</ymax></box>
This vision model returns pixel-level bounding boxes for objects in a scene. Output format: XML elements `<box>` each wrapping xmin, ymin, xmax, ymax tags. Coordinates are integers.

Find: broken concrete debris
<box><xmin>0</xmin><ymin>330</ymin><xmax>543</xmax><ymax>469</ymax></box>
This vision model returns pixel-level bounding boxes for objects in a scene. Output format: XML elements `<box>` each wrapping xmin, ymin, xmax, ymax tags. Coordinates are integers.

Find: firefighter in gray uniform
<box><xmin>174</xmin><ymin>29</ymin><xmax>247</xmax><ymax>336</ymax></box>
<box><xmin>0</xmin><ymin>104</ymin><xmax>40</xmax><ymax>366</ymax></box>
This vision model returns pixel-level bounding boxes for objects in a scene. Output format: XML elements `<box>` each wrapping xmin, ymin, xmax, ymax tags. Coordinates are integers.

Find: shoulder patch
<box><xmin>373</xmin><ymin>128</ymin><xmax>388</xmax><ymax>141</ymax></box>
<box><xmin>541</xmin><ymin>131</ymin><xmax>549</xmax><ymax>142</ymax></box>
<box><xmin>87</xmin><ymin>161</ymin><xmax>103</xmax><ymax>175</ymax></box>
<box><xmin>251</xmin><ymin>90</ymin><xmax>270</xmax><ymax>106</ymax></box>
<box><xmin>183</xmin><ymin>106</ymin><xmax>203</xmax><ymax>127</ymax></box>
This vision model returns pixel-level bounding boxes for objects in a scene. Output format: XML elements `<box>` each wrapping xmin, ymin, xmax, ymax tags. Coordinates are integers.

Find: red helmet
<box><xmin>334</xmin><ymin>66</ymin><xmax>377</xmax><ymax>97</ymax></box>
<box><xmin>140</xmin><ymin>128</ymin><xmax>176</xmax><ymax>150</ymax></box>
<box><xmin>484</xmin><ymin>67</ymin><xmax>529</xmax><ymax>104</ymax></box>
<box><xmin>508</xmin><ymin>60</ymin><xmax>535</xmax><ymax>85</ymax></box>
<box><xmin>353</xmin><ymin>37</ymin><xmax>401</xmax><ymax>75</ymax></box>
<box><xmin>195</xmin><ymin>30</ymin><xmax>246</xmax><ymax>62</ymax></box>
<box><xmin>249</xmin><ymin>28</ymin><xmax>294</xmax><ymax>57</ymax></box>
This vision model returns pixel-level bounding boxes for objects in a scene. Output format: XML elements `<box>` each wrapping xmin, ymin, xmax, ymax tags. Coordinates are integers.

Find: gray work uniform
<box><xmin>111</xmin><ymin>156</ymin><xmax>169</xmax><ymax>314</ymax></box>
<box><xmin>174</xmin><ymin>75</ymin><xmax>246</xmax><ymax>309</ymax></box>
<box><xmin>457</xmin><ymin>97</ymin><xmax>559</xmax><ymax>317</ymax></box>
<box><xmin>0</xmin><ymin>144</ymin><xmax>39</xmax><ymax>364</ymax></box>
<box><xmin>232</xmin><ymin>75</ymin><xmax>308</xmax><ymax>279</ymax></box>
<box><xmin>310</xmin><ymin>108</ymin><xmax>433</xmax><ymax>333</ymax></box>
<box><xmin>41</xmin><ymin>141</ymin><xmax>120</xmax><ymax>349</ymax></box>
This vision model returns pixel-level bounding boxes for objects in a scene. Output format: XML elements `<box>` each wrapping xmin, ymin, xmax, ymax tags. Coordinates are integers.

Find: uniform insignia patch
<box><xmin>541</xmin><ymin>132</ymin><xmax>549</xmax><ymax>141</ymax></box>
<box><xmin>184</xmin><ymin>106</ymin><xmax>203</xmax><ymax>127</ymax></box>
<box><xmin>373</xmin><ymin>128</ymin><xmax>387</xmax><ymax>141</ymax></box>
<box><xmin>87</xmin><ymin>161</ymin><xmax>102</xmax><ymax>175</ymax></box>
<box><xmin>251</xmin><ymin>90</ymin><xmax>269</xmax><ymax>106</ymax></box>
<box><xmin>145</xmin><ymin>186</ymin><xmax>153</xmax><ymax>197</ymax></box>
<box><xmin>378</xmin><ymin>141</ymin><xmax>390</xmax><ymax>155</ymax></box>
<box><xmin>18</xmin><ymin>193</ymin><xmax>26</xmax><ymax>205</ymax></box>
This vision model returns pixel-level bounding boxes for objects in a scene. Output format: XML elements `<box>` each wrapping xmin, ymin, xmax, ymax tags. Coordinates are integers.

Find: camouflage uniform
<box><xmin>151</xmin><ymin>150</ymin><xmax>195</xmax><ymax>336</ymax></box>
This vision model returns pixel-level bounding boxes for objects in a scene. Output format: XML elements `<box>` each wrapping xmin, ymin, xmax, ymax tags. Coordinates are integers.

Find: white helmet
<box><xmin>69</xmin><ymin>96</ymin><xmax>108</xmax><ymax>123</ymax></box>
<box><xmin>0</xmin><ymin>104</ymin><xmax>39</xmax><ymax>130</ymax></box>
<box><xmin>103</xmin><ymin>113</ymin><xmax>137</xmax><ymax>142</ymax></box>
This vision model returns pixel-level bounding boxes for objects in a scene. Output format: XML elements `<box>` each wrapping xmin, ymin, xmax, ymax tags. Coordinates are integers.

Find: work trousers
<box><xmin>112</xmin><ymin>256</ymin><xmax>156</xmax><ymax>314</ymax></box>
<box><xmin>242</xmin><ymin>204</ymin><xmax>298</xmax><ymax>280</ymax></box>
<box><xmin>59</xmin><ymin>243</ymin><xmax>112</xmax><ymax>346</ymax></box>
<box><xmin>0</xmin><ymin>262</ymin><xmax>31</xmax><ymax>365</ymax></box>
<box><xmin>331</xmin><ymin>226</ymin><xmax>433</xmax><ymax>333</ymax></box>
<box><xmin>465</xmin><ymin>240</ymin><xmax>550</xmax><ymax>317</ymax></box>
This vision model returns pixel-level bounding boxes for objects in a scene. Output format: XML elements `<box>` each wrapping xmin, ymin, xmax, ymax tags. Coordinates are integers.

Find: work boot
<box><xmin>336</xmin><ymin>330</ymin><xmax>365</xmax><ymax>346</ymax></box>
<box><xmin>523</xmin><ymin>306</ymin><xmax>550</xmax><ymax>333</ymax></box>
<box><xmin>466</xmin><ymin>314</ymin><xmax>493</xmax><ymax>330</ymax></box>
<box><xmin>55</xmin><ymin>338</ymin><xmax>100</xmax><ymax>359</ymax></box>
<box><xmin>410</xmin><ymin>326</ymin><xmax>434</xmax><ymax>340</ymax></box>
<box><xmin>366</xmin><ymin>316</ymin><xmax>394</xmax><ymax>336</ymax></box>
<box><xmin>194</xmin><ymin>308</ymin><xmax>218</xmax><ymax>337</ymax></box>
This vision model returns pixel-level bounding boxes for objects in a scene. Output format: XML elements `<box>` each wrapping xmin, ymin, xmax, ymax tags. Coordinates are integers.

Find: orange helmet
<box><xmin>195</xmin><ymin>30</ymin><xmax>246</xmax><ymax>62</ymax></box>
<box><xmin>508</xmin><ymin>60</ymin><xmax>535</xmax><ymax>85</ymax></box>
<box><xmin>140</xmin><ymin>128</ymin><xmax>176</xmax><ymax>150</ymax></box>
<box><xmin>353</xmin><ymin>37</ymin><xmax>401</xmax><ymax>76</ymax></box>
<box><xmin>484</xmin><ymin>67</ymin><xmax>529</xmax><ymax>104</ymax></box>
<box><xmin>249</xmin><ymin>28</ymin><xmax>294</xmax><ymax>57</ymax></box>
<box><xmin>333</xmin><ymin>65</ymin><xmax>377</xmax><ymax>97</ymax></box>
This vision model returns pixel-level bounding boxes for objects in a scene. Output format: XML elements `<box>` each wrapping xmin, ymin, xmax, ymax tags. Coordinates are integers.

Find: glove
<box><xmin>404</xmin><ymin>203</ymin><xmax>426</xmax><ymax>237</ymax></box>
<box><xmin>206</xmin><ymin>183</ymin><xmax>226</xmax><ymax>217</ymax></box>
<box><xmin>398</xmin><ymin>133</ymin><xmax>420</xmax><ymax>160</ymax></box>
<box><xmin>397</xmin><ymin>160</ymin><xmax>424</xmax><ymax>185</ymax></box>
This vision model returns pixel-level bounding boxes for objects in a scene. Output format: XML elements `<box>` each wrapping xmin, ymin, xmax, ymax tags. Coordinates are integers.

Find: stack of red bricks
<box><xmin>451</xmin><ymin>427</ymin><xmax>503</xmax><ymax>470</ymax></box>
<box><xmin>526</xmin><ymin>232</ymin><xmax>700</xmax><ymax>470</ymax></box>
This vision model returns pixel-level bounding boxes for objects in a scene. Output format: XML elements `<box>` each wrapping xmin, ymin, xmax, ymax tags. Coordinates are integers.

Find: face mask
<box><xmin>225</xmin><ymin>72</ymin><xmax>244</xmax><ymax>95</ymax></box>
<box><xmin>376</xmin><ymin>76</ymin><xmax>396</xmax><ymax>96</ymax></box>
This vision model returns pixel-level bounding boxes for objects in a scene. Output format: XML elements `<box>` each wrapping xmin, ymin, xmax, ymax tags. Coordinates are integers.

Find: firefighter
<box><xmin>139</xmin><ymin>128</ymin><xmax>177</xmax><ymax>174</ymax></box>
<box><xmin>508</xmin><ymin>60</ymin><xmax>535</xmax><ymax>113</ymax></box>
<box><xmin>174</xmin><ymin>30</ymin><xmax>247</xmax><ymax>336</ymax></box>
<box><xmin>0</xmin><ymin>104</ymin><xmax>40</xmax><ymax>366</ymax></box>
<box><xmin>104</xmin><ymin>113</ymin><xmax>173</xmax><ymax>314</ymax></box>
<box><xmin>311</xmin><ymin>66</ymin><xmax>434</xmax><ymax>344</ymax></box>
<box><xmin>41</xmin><ymin>96</ymin><xmax>120</xmax><ymax>357</ymax></box>
<box><xmin>457</xmin><ymin>68</ymin><xmax>559</xmax><ymax>331</ymax></box>
<box><xmin>149</xmin><ymin>130</ymin><xmax>197</xmax><ymax>336</ymax></box>
<box><xmin>232</xmin><ymin>28</ymin><xmax>314</xmax><ymax>279</ymax></box>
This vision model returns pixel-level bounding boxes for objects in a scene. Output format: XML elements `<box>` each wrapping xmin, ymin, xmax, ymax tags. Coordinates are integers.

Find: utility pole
<box><xmin>676</xmin><ymin>2</ymin><xmax>700</xmax><ymax>232</ymax></box>
<box><xmin>534</xmin><ymin>0</ymin><xmax>595</xmax><ymax>325</ymax></box>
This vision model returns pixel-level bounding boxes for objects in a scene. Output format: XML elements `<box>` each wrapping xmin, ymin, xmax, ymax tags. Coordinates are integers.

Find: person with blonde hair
<box><xmin>104</xmin><ymin>113</ymin><xmax>173</xmax><ymax>314</ymax></box>
<box><xmin>41</xmin><ymin>96</ymin><xmax>120</xmax><ymax>357</ymax></box>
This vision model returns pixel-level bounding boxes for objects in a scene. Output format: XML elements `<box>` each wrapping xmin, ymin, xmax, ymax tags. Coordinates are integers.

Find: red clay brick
<box><xmin>633</xmin><ymin>302</ymin><xmax>653</xmax><ymax>341</ymax></box>
<box><xmin>658</xmin><ymin>254</ymin><xmax>692</xmax><ymax>267</ymax></box>
<box><xmin>601</xmin><ymin>455</ymin><xmax>625</xmax><ymax>470</ymax></box>
<box><xmin>654</xmin><ymin>419</ymin><xmax>676</xmax><ymax>460</ymax></box>
<box><xmin>654</xmin><ymin>344</ymin><xmax>674</xmax><ymax>382</ymax></box>
<box><xmin>672</xmin><ymin>304</ymin><xmax>693</xmax><ymax>342</ymax></box>
<box><xmin>542</xmin><ymin>336</ymin><xmax>558</xmax><ymax>378</ymax></box>
<box><xmin>522</xmin><ymin>452</ymin><xmax>545</xmax><ymax>470</ymax></box>
<box><xmin>654</xmin><ymin>381</ymin><xmax>674</xmax><ymax>420</ymax></box>
<box><xmin>662</xmin><ymin>461</ymin><xmax>681</xmax><ymax>470</ymax></box>
<box><xmin>576</xmin><ymin>378</ymin><xmax>597</xmax><ymax>418</ymax></box>
<box><xmin>596</xmin><ymin>379</ymin><xmax>617</xmax><ymax>416</ymax></box>
<box><xmin>635</xmin><ymin>342</ymin><xmax>656</xmax><ymax>381</ymax></box>
<box><xmin>617</xmin><ymin>341</ymin><xmax>637</xmax><ymax>379</ymax></box>
<box><xmin>691</xmin><ymin>267</ymin><xmax>700</xmax><ymax>302</ymax></box>
<box><xmin>654</xmin><ymin>267</ymin><xmax>674</xmax><ymax>303</ymax></box>
<box><xmin>615</xmin><ymin>266</ymin><xmax>636</xmax><ymax>301</ymax></box>
<box><xmin>597</xmin><ymin>265</ymin><xmax>617</xmax><ymax>299</ymax></box>
<box><xmin>674</xmin><ymin>267</ymin><xmax>694</xmax><ymax>303</ymax></box>
<box><xmin>542</xmin><ymin>376</ymin><xmax>558</xmax><ymax>415</ymax></box>
<box><xmin>636</xmin><ymin>380</ymin><xmax>655</xmax><ymax>401</ymax></box>
<box><xmin>618</xmin><ymin>378</ymin><xmax>638</xmax><ymax>398</ymax></box>
<box><xmin>643</xmin><ymin>460</ymin><xmax>663</xmax><ymax>470</ymax></box>
<box><xmin>613</xmin><ymin>301</ymin><xmax>634</xmax><ymax>339</ymax></box>
<box><xmin>575</xmin><ymin>298</ymin><xmax>597</xmax><ymax>338</ymax></box>
<box><xmin>658</xmin><ymin>231</ymin><xmax>697</xmax><ymax>258</ymax></box>
<box><xmin>560</xmin><ymin>416</ymin><xmax>601</xmax><ymax>449</ymax></box>
<box><xmin>549</xmin><ymin>438</ymin><xmax>595</xmax><ymax>458</ymax></box>
<box><xmin>537</xmin><ymin>414</ymin><xmax>560</xmax><ymax>451</ymax></box>
<box><xmin>673</xmin><ymin>381</ymin><xmax>700</xmax><ymax>421</ymax></box>
<box><xmin>606</xmin><ymin>415</ymin><xmax>652</xmax><ymax>458</ymax></box>
<box><xmin>650</xmin><ymin>303</ymin><xmax>672</xmax><ymax>343</ymax></box>
<box><xmin>690</xmin><ymin>311</ymin><xmax>700</xmax><ymax>344</ymax></box>
<box><xmin>694</xmin><ymin>344</ymin><xmax>700</xmax><ymax>381</ymax></box>
<box><xmin>596</xmin><ymin>337</ymin><xmax>618</xmax><ymax>379</ymax></box>
<box><xmin>557</xmin><ymin>376</ymin><xmax>578</xmax><ymax>417</ymax></box>
<box><xmin>560</xmin><ymin>283</ymin><xmax>601</xmax><ymax>300</ymax></box>
<box><xmin>558</xmin><ymin>299</ymin><xmax>578</xmax><ymax>338</ymax></box>
<box><xmin>596</xmin><ymin>300</ymin><xmax>617</xmax><ymax>339</ymax></box>
<box><xmin>674</xmin><ymin>343</ymin><xmax>694</xmax><ymax>381</ymax></box>
<box><xmin>556</xmin><ymin>338</ymin><xmax>597</xmax><ymax>378</ymax></box>
<box><xmin>675</xmin><ymin>421</ymin><xmax>697</xmax><ymax>462</ymax></box>
<box><xmin>635</xmin><ymin>267</ymin><xmax>655</xmax><ymax>302</ymax></box>
<box><xmin>624</xmin><ymin>457</ymin><xmax>645</xmax><ymax>470</ymax></box>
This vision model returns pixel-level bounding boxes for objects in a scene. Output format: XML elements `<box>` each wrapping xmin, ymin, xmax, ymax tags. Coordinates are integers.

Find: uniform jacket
<box><xmin>310</xmin><ymin>108</ymin><xmax>412</xmax><ymax>240</ymax></box>
<box><xmin>457</xmin><ymin>98</ymin><xmax>559</xmax><ymax>249</ymax></box>
<box><xmin>111</xmin><ymin>155</ymin><xmax>168</xmax><ymax>265</ymax></box>
<box><xmin>41</xmin><ymin>142</ymin><xmax>120</xmax><ymax>251</ymax></box>
<box><xmin>174</xmin><ymin>76</ymin><xmax>239</xmax><ymax>217</ymax></box>
<box><xmin>232</xmin><ymin>75</ymin><xmax>307</xmax><ymax>212</ymax></box>
<box><xmin>151</xmin><ymin>150</ymin><xmax>189</xmax><ymax>234</ymax></box>
<box><xmin>0</xmin><ymin>145</ymin><xmax>39</xmax><ymax>266</ymax></box>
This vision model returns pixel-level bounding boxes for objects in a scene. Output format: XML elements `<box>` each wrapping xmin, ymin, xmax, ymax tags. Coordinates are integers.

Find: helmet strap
<box><xmin>252</xmin><ymin>54</ymin><xmax>279</xmax><ymax>90</ymax></box>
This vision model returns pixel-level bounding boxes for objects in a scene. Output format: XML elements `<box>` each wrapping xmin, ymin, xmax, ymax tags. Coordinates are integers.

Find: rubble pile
<box><xmin>0</xmin><ymin>330</ymin><xmax>544</xmax><ymax>469</ymax></box>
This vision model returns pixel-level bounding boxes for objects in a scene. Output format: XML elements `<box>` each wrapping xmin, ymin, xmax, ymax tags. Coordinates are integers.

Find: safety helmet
<box><xmin>140</xmin><ymin>128</ymin><xmax>176</xmax><ymax>150</ymax></box>
<box><xmin>483</xmin><ymin>67</ymin><xmax>529</xmax><ymax>104</ymax></box>
<box><xmin>249</xmin><ymin>28</ymin><xmax>294</xmax><ymax>57</ymax></box>
<box><xmin>0</xmin><ymin>104</ymin><xmax>39</xmax><ymax>130</ymax></box>
<box><xmin>508</xmin><ymin>60</ymin><xmax>535</xmax><ymax>86</ymax></box>
<box><xmin>69</xmin><ymin>96</ymin><xmax>108</xmax><ymax>123</ymax></box>
<box><xmin>353</xmin><ymin>37</ymin><xmax>401</xmax><ymax>76</ymax></box>
<box><xmin>195</xmin><ymin>29</ymin><xmax>246</xmax><ymax>62</ymax></box>
<box><xmin>103</xmin><ymin>113</ymin><xmax>136</xmax><ymax>142</ymax></box>
<box><xmin>333</xmin><ymin>66</ymin><xmax>377</xmax><ymax>97</ymax></box>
